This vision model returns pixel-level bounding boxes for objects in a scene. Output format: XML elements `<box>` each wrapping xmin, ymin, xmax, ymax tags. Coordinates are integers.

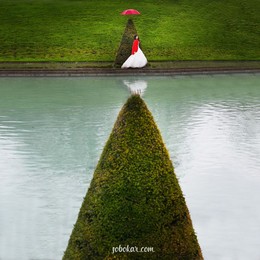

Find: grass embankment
<box><xmin>63</xmin><ymin>95</ymin><xmax>203</xmax><ymax>259</ymax></box>
<box><xmin>0</xmin><ymin>0</ymin><xmax>259</xmax><ymax>62</ymax></box>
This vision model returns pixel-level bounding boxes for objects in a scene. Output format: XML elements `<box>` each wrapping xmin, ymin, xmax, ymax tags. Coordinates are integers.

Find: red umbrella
<box><xmin>121</xmin><ymin>9</ymin><xmax>141</xmax><ymax>15</ymax></box>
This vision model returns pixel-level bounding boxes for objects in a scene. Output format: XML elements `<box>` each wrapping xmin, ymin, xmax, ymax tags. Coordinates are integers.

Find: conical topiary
<box><xmin>114</xmin><ymin>19</ymin><xmax>137</xmax><ymax>68</ymax></box>
<box><xmin>63</xmin><ymin>94</ymin><xmax>203</xmax><ymax>260</ymax></box>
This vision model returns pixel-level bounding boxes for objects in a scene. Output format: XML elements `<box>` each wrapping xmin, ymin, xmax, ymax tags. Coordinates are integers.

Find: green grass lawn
<box><xmin>0</xmin><ymin>0</ymin><xmax>259</xmax><ymax>61</ymax></box>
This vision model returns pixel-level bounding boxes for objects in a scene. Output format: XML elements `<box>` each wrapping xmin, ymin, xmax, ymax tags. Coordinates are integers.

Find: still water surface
<box><xmin>0</xmin><ymin>75</ymin><xmax>259</xmax><ymax>259</ymax></box>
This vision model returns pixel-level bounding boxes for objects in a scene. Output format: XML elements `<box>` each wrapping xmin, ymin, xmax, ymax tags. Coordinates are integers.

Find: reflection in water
<box><xmin>123</xmin><ymin>79</ymin><xmax>148</xmax><ymax>95</ymax></box>
<box><xmin>0</xmin><ymin>75</ymin><xmax>259</xmax><ymax>259</ymax></box>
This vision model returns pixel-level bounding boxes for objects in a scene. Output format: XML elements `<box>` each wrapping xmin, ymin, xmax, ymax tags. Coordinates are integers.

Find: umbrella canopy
<box><xmin>121</xmin><ymin>9</ymin><xmax>141</xmax><ymax>15</ymax></box>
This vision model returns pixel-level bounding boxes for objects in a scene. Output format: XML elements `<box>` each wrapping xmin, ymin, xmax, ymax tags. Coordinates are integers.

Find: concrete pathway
<box><xmin>0</xmin><ymin>67</ymin><xmax>259</xmax><ymax>77</ymax></box>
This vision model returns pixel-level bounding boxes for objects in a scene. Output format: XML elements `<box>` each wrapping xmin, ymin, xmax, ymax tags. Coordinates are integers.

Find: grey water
<box><xmin>0</xmin><ymin>74</ymin><xmax>259</xmax><ymax>260</ymax></box>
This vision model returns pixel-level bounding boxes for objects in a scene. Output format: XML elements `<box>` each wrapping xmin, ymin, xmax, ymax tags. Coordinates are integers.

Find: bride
<box><xmin>121</xmin><ymin>35</ymin><xmax>147</xmax><ymax>68</ymax></box>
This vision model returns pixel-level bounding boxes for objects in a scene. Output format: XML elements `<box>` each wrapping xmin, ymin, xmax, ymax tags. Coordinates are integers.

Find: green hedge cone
<box><xmin>114</xmin><ymin>19</ymin><xmax>138</xmax><ymax>68</ymax></box>
<box><xmin>63</xmin><ymin>94</ymin><xmax>203</xmax><ymax>260</ymax></box>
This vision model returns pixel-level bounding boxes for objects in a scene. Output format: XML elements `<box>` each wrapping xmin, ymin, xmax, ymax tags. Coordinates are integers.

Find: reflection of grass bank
<box><xmin>0</xmin><ymin>0</ymin><xmax>259</xmax><ymax>62</ymax></box>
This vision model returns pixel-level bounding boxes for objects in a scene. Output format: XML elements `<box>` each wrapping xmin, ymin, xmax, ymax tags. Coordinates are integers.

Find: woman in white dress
<box><xmin>121</xmin><ymin>35</ymin><xmax>147</xmax><ymax>68</ymax></box>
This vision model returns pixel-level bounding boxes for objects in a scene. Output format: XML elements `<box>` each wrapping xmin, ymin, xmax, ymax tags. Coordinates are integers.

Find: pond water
<box><xmin>0</xmin><ymin>74</ymin><xmax>259</xmax><ymax>260</ymax></box>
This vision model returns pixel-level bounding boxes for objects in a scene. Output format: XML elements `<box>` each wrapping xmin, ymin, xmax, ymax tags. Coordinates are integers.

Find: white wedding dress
<box><xmin>123</xmin><ymin>79</ymin><xmax>148</xmax><ymax>95</ymax></box>
<box><xmin>121</xmin><ymin>44</ymin><xmax>147</xmax><ymax>68</ymax></box>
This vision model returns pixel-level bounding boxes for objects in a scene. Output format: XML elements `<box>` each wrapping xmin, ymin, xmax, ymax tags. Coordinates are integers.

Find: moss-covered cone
<box><xmin>63</xmin><ymin>94</ymin><xmax>203</xmax><ymax>260</ymax></box>
<box><xmin>114</xmin><ymin>19</ymin><xmax>137</xmax><ymax>68</ymax></box>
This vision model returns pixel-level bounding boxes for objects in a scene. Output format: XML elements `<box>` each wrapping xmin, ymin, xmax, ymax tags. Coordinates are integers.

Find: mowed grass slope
<box><xmin>0</xmin><ymin>0</ymin><xmax>259</xmax><ymax>61</ymax></box>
